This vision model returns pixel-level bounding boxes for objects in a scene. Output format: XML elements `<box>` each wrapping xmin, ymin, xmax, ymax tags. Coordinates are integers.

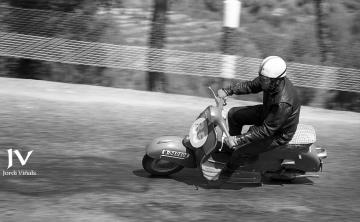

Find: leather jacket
<box><xmin>225</xmin><ymin>76</ymin><xmax>301</xmax><ymax>147</ymax></box>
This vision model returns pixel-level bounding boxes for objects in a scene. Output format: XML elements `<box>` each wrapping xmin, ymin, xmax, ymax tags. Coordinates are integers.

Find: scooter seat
<box><xmin>288</xmin><ymin>124</ymin><xmax>316</xmax><ymax>145</ymax></box>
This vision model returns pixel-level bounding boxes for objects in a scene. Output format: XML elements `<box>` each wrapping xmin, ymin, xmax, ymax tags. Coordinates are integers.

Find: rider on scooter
<box><xmin>217</xmin><ymin>56</ymin><xmax>301</xmax><ymax>179</ymax></box>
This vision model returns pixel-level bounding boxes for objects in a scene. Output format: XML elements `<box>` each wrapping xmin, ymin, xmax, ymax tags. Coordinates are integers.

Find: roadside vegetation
<box><xmin>0</xmin><ymin>0</ymin><xmax>359</xmax><ymax>111</ymax></box>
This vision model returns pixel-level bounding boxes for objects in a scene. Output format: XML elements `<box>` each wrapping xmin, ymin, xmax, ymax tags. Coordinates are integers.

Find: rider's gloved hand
<box><xmin>225</xmin><ymin>136</ymin><xmax>238</xmax><ymax>148</ymax></box>
<box><xmin>217</xmin><ymin>88</ymin><xmax>229</xmax><ymax>98</ymax></box>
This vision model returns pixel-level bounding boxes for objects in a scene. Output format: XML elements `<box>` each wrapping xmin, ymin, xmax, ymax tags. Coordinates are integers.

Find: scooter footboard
<box><xmin>145</xmin><ymin>136</ymin><xmax>196</xmax><ymax>168</ymax></box>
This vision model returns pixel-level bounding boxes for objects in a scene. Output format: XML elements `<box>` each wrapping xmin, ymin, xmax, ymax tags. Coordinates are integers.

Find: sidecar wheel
<box><xmin>142</xmin><ymin>155</ymin><xmax>184</xmax><ymax>176</ymax></box>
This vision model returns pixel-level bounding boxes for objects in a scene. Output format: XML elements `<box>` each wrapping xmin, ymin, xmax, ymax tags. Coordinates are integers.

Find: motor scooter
<box><xmin>142</xmin><ymin>87</ymin><xmax>327</xmax><ymax>183</ymax></box>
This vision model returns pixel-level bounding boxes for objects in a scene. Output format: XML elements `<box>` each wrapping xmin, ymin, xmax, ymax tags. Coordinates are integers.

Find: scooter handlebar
<box><xmin>208</xmin><ymin>86</ymin><xmax>227</xmax><ymax>107</ymax></box>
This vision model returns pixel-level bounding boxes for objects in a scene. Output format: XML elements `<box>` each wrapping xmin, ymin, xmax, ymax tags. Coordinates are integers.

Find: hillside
<box><xmin>112</xmin><ymin>0</ymin><xmax>360</xmax><ymax>68</ymax></box>
<box><xmin>0</xmin><ymin>0</ymin><xmax>359</xmax><ymax>112</ymax></box>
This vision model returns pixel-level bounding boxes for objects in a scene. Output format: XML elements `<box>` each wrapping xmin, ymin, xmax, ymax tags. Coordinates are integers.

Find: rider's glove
<box><xmin>217</xmin><ymin>88</ymin><xmax>231</xmax><ymax>98</ymax></box>
<box><xmin>225</xmin><ymin>136</ymin><xmax>238</xmax><ymax>148</ymax></box>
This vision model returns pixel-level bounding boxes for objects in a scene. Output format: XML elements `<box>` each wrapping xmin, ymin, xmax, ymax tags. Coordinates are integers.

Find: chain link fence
<box><xmin>0</xmin><ymin>5</ymin><xmax>359</xmax><ymax>93</ymax></box>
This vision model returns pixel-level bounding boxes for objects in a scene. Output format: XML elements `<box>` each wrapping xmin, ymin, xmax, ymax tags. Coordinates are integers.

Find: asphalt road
<box><xmin>0</xmin><ymin>78</ymin><xmax>359</xmax><ymax>222</ymax></box>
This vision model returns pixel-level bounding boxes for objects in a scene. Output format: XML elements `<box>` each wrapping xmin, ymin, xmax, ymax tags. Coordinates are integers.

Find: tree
<box><xmin>147</xmin><ymin>0</ymin><xmax>168</xmax><ymax>92</ymax></box>
<box><xmin>309</xmin><ymin>0</ymin><xmax>335</xmax><ymax>108</ymax></box>
<box><xmin>314</xmin><ymin>0</ymin><xmax>333</xmax><ymax>65</ymax></box>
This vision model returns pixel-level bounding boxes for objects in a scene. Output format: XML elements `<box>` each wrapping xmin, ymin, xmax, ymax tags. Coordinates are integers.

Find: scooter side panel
<box><xmin>273</xmin><ymin>144</ymin><xmax>321</xmax><ymax>172</ymax></box>
<box><xmin>243</xmin><ymin>144</ymin><xmax>321</xmax><ymax>172</ymax></box>
<box><xmin>146</xmin><ymin>136</ymin><xmax>196</xmax><ymax>168</ymax></box>
<box><xmin>298</xmin><ymin>145</ymin><xmax>321</xmax><ymax>172</ymax></box>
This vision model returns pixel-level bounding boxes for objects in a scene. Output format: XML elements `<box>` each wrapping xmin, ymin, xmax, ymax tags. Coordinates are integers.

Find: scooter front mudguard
<box><xmin>145</xmin><ymin>136</ymin><xmax>196</xmax><ymax>168</ymax></box>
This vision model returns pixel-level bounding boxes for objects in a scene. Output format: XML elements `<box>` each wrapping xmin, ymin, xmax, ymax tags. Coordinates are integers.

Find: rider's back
<box><xmin>266</xmin><ymin>77</ymin><xmax>301</xmax><ymax>146</ymax></box>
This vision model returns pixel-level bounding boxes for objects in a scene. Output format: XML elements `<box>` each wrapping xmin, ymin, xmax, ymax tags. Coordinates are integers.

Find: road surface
<box><xmin>0</xmin><ymin>78</ymin><xmax>359</xmax><ymax>221</ymax></box>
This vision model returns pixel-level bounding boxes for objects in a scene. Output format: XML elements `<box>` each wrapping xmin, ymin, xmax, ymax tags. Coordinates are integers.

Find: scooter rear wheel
<box><xmin>142</xmin><ymin>154</ymin><xmax>184</xmax><ymax>176</ymax></box>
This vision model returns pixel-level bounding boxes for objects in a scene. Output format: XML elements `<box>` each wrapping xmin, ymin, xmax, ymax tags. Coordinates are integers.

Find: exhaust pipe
<box><xmin>294</xmin><ymin>174</ymin><xmax>319</xmax><ymax>178</ymax></box>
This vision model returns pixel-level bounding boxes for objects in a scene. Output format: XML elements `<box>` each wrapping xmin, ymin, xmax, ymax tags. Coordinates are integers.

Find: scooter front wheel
<box><xmin>142</xmin><ymin>154</ymin><xmax>184</xmax><ymax>176</ymax></box>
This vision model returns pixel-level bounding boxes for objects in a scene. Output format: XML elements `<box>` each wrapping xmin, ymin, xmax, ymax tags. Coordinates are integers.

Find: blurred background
<box><xmin>0</xmin><ymin>2</ymin><xmax>359</xmax><ymax>221</ymax></box>
<box><xmin>0</xmin><ymin>0</ymin><xmax>359</xmax><ymax>111</ymax></box>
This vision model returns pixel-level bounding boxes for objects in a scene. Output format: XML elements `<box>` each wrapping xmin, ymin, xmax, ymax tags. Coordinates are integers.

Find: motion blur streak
<box><xmin>0</xmin><ymin>77</ymin><xmax>359</xmax><ymax>221</ymax></box>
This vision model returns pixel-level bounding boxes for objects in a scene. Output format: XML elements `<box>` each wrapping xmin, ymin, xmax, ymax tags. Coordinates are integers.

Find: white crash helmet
<box><xmin>259</xmin><ymin>56</ymin><xmax>287</xmax><ymax>78</ymax></box>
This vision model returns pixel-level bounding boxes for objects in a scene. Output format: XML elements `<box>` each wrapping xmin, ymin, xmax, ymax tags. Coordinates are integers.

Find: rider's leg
<box><xmin>227</xmin><ymin>138</ymin><xmax>275</xmax><ymax>170</ymax></box>
<box><xmin>227</xmin><ymin>105</ymin><xmax>263</xmax><ymax>136</ymax></box>
<box><xmin>219</xmin><ymin>140</ymin><xmax>274</xmax><ymax>181</ymax></box>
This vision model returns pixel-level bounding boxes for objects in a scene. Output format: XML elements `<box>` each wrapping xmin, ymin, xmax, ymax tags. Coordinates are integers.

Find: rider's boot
<box><xmin>218</xmin><ymin>153</ymin><xmax>259</xmax><ymax>182</ymax></box>
<box><xmin>218</xmin><ymin>162</ymin><xmax>239</xmax><ymax>182</ymax></box>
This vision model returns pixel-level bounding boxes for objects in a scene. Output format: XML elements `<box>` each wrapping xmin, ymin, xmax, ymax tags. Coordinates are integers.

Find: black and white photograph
<box><xmin>0</xmin><ymin>0</ymin><xmax>359</xmax><ymax>221</ymax></box>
